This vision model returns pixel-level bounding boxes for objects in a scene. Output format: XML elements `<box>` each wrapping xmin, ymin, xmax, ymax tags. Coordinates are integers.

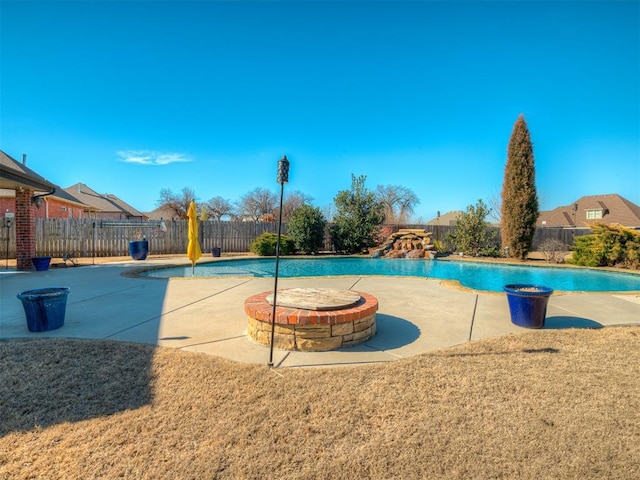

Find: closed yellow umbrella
<box><xmin>187</xmin><ymin>201</ymin><xmax>202</xmax><ymax>274</ymax></box>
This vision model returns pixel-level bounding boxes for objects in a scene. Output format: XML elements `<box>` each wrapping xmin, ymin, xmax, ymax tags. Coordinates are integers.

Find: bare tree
<box><xmin>156</xmin><ymin>187</ymin><xmax>197</xmax><ymax>219</ymax></box>
<box><xmin>487</xmin><ymin>190</ymin><xmax>502</xmax><ymax>224</ymax></box>
<box><xmin>376</xmin><ymin>185</ymin><xmax>400</xmax><ymax>223</ymax></box>
<box><xmin>279</xmin><ymin>190</ymin><xmax>313</xmax><ymax>222</ymax></box>
<box><xmin>397</xmin><ymin>188</ymin><xmax>419</xmax><ymax>224</ymax></box>
<box><xmin>322</xmin><ymin>204</ymin><xmax>336</xmax><ymax>222</ymax></box>
<box><xmin>205</xmin><ymin>196</ymin><xmax>234</xmax><ymax>221</ymax></box>
<box><xmin>375</xmin><ymin>185</ymin><xmax>420</xmax><ymax>224</ymax></box>
<box><xmin>235</xmin><ymin>187</ymin><xmax>278</xmax><ymax>221</ymax></box>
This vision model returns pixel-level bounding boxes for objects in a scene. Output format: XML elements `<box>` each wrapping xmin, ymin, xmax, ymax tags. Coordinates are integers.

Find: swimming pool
<box><xmin>140</xmin><ymin>257</ymin><xmax>640</xmax><ymax>293</ymax></box>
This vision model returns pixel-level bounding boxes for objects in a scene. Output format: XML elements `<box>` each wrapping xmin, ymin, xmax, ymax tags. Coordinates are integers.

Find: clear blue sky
<box><xmin>1</xmin><ymin>0</ymin><xmax>638</xmax><ymax>221</ymax></box>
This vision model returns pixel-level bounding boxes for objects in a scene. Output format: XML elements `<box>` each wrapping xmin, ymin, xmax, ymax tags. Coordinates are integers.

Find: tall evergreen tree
<box><xmin>500</xmin><ymin>115</ymin><xmax>539</xmax><ymax>259</ymax></box>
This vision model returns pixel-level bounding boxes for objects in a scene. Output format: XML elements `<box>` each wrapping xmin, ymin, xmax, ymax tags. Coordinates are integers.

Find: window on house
<box><xmin>586</xmin><ymin>209</ymin><xmax>602</xmax><ymax>219</ymax></box>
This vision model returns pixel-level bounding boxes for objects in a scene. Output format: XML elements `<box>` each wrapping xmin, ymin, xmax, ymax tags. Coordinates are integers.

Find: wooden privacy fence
<box><xmin>0</xmin><ymin>218</ymin><xmax>592</xmax><ymax>259</ymax></box>
<box><xmin>419</xmin><ymin>224</ymin><xmax>591</xmax><ymax>251</ymax></box>
<box><xmin>530</xmin><ymin>227</ymin><xmax>591</xmax><ymax>250</ymax></box>
<box><xmin>0</xmin><ymin>219</ymin><xmax>284</xmax><ymax>258</ymax></box>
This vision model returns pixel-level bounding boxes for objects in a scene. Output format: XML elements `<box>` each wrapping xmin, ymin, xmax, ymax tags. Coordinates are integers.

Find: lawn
<box><xmin>1</xmin><ymin>327</ymin><xmax>639</xmax><ymax>479</ymax></box>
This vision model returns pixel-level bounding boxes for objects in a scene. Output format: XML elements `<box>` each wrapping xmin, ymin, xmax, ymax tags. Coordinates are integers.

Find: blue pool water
<box><xmin>140</xmin><ymin>257</ymin><xmax>640</xmax><ymax>293</ymax></box>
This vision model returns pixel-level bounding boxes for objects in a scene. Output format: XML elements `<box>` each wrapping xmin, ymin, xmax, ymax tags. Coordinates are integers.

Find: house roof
<box><xmin>0</xmin><ymin>150</ymin><xmax>57</xmax><ymax>192</ymax></box>
<box><xmin>64</xmin><ymin>183</ymin><xmax>146</xmax><ymax>218</ymax></box>
<box><xmin>0</xmin><ymin>187</ymin><xmax>91</xmax><ymax>209</ymax></box>
<box><xmin>103</xmin><ymin>194</ymin><xmax>146</xmax><ymax>218</ymax></box>
<box><xmin>426</xmin><ymin>210</ymin><xmax>464</xmax><ymax>225</ymax></box>
<box><xmin>538</xmin><ymin>194</ymin><xmax>640</xmax><ymax>228</ymax></box>
<box><xmin>53</xmin><ymin>188</ymin><xmax>93</xmax><ymax>207</ymax></box>
<box><xmin>145</xmin><ymin>205</ymin><xmax>179</xmax><ymax>220</ymax></box>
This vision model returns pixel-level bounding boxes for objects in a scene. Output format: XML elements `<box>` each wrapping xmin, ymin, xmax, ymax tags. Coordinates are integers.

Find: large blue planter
<box><xmin>17</xmin><ymin>287</ymin><xmax>70</xmax><ymax>332</ymax></box>
<box><xmin>504</xmin><ymin>284</ymin><xmax>554</xmax><ymax>329</ymax></box>
<box><xmin>32</xmin><ymin>256</ymin><xmax>52</xmax><ymax>271</ymax></box>
<box><xmin>128</xmin><ymin>240</ymin><xmax>149</xmax><ymax>260</ymax></box>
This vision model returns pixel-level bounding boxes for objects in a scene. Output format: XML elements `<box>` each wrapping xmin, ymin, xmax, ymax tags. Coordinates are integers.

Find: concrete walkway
<box><xmin>1</xmin><ymin>256</ymin><xmax>639</xmax><ymax>368</ymax></box>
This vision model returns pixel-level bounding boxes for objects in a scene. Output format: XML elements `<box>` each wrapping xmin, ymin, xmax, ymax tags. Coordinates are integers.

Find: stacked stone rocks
<box><xmin>371</xmin><ymin>229</ymin><xmax>436</xmax><ymax>259</ymax></box>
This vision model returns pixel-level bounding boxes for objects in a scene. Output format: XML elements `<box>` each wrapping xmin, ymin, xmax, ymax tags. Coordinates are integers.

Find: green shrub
<box><xmin>330</xmin><ymin>175</ymin><xmax>385</xmax><ymax>254</ymax></box>
<box><xmin>250</xmin><ymin>233</ymin><xmax>296</xmax><ymax>256</ymax></box>
<box><xmin>477</xmin><ymin>245</ymin><xmax>502</xmax><ymax>258</ymax></box>
<box><xmin>569</xmin><ymin>223</ymin><xmax>640</xmax><ymax>270</ymax></box>
<box><xmin>447</xmin><ymin>199</ymin><xmax>500</xmax><ymax>257</ymax></box>
<box><xmin>287</xmin><ymin>205</ymin><xmax>327</xmax><ymax>254</ymax></box>
<box><xmin>432</xmin><ymin>239</ymin><xmax>447</xmax><ymax>254</ymax></box>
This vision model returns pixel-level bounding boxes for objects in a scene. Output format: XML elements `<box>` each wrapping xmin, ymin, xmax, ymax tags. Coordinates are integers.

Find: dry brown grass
<box><xmin>1</xmin><ymin>328</ymin><xmax>639</xmax><ymax>479</ymax></box>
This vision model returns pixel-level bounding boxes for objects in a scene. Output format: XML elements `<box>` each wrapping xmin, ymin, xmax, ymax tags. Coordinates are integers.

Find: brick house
<box><xmin>0</xmin><ymin>150</ymin><xmax>59</xmax><ymax>269</ymax></box>
<box><xmin>64</xmin><ymin>183</ymin><xmax>147</xmax><ymax>220</ymax></box>
<box><xmin>537</xmin><ymin>194</ymin><xmax>640</xmax><ymax>228</ymax></box>
<box><xmin>0</xmin><ymin>188</ymin><xmax>93</xmax><ymax>219</ymax></box>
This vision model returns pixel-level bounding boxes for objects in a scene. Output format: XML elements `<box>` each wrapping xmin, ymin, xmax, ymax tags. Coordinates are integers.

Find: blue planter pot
<box><xmin>32</xmin><ymin>256</ymin><xmax>52</xmax><ymax>271</ymax></box>
<box><xmin>129</xmin><ymin>240</ymin><xmax>149</xmax><ymax>260</ymax></box>
<box><xmin>211</xmin><ymin>247</ymin><xmax>221</xmax><ymax>257</ymax></box>
<box><xmin>504</xmin><ymin>284</ymin><xmax>554</xmax><ymax>329</ymax></box>
<box><xmin>17</xmin><ymin>287</ymin><xmax>70</xmax><ymax>332</ymax></box>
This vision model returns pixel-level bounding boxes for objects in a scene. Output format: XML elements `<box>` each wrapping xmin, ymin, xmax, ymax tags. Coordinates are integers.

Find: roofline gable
<box><xmin>0</xmin><ymin>150</ymin><xmax>57</xmax><ymax>192</ymax></box>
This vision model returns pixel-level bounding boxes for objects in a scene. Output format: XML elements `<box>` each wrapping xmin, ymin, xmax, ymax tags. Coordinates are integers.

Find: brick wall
<box><xmin>0</xmin><ymin>197</ymin><xmax>14</xmax><ymax>216</ymax></box>
<box><xmin>42</xmin><ymin>198</ymin><xmax>83</xmax><ymax>219</ymax></box>
<box><xmin>0</xmin><ymin>196</ymin><xmax>85</xmax><ymax>219</ymax></box>
<box><xmin>15</xmin><ymin>189</ymin><xmax>35</xmax><ymax>270</ymax></box>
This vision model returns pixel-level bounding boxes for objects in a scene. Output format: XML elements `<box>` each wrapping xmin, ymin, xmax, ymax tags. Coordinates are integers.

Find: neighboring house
<box><xmin>537</xmin><ymin>194</ymin><xmax>640</xmax><ymax>228</ymax></box>
<box><xmin>0</xmin><ymin>149</ymin><xmax>59</xmax><ymax>269</ymax></box>
<box><xmin>64</xmin><ymin>183</ymin><xmax>147</xmax><ymax>220</ymax></box>
<box><xmin>0</xmin><ymin>150</ymin><xmax>57</xmax><ymax>196</ymax></box>
<box><xmin>43</xmin><ymin>189</ymin><xmax>96</xmax><ymax>218</ymax></box>
<box><xmin>146</xmin><ymin>205</ymin><xmax>180</xmax><ymax>221</ymax></box>
<box><xmin>0</xmin><ymin>187</ymin><xmax>93</xmax><ymax>219</ymax></box>
<box><xmin>426</xmin><ymin>211</ymin><xmax>464</xmax><ymax>226</ymax></box>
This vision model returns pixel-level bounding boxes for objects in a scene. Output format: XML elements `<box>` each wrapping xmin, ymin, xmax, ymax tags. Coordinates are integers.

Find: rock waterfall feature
<box><xmin>371</xmin><ymin>229</ymin><xmax>437</xmax><ymax>259</ymax></box>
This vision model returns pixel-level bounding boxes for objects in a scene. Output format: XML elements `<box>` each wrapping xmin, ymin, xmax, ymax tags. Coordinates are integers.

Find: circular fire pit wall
<box><xmin>245</xmin><ymin>288</ymin><xmax>378</xmax><ymax>352</ymax></box>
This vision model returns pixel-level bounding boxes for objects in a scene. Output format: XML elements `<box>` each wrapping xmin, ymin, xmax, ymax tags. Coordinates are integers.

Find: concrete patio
<box><xmin>1</xmin><ymin>256</ymin><xmax>639</xmax><ymax>368</ymax></box>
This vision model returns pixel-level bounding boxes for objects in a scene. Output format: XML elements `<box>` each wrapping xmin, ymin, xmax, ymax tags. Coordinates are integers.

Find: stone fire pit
<box><xmin>245</xmin><ymin>288</ymin><xmax>378</xmax><ymax>352</ymax></box>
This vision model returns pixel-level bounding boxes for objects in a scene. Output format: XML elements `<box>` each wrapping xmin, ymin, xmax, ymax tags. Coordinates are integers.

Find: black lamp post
<box><xmin>4</xmin><ymin>217</ymin><xmax>12</xmax><ymax>269</ymax></box>
<box><xmin>268</xmin><ymin>155</ymin><xmax>290</xmax><ymax>367</ymax></box>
